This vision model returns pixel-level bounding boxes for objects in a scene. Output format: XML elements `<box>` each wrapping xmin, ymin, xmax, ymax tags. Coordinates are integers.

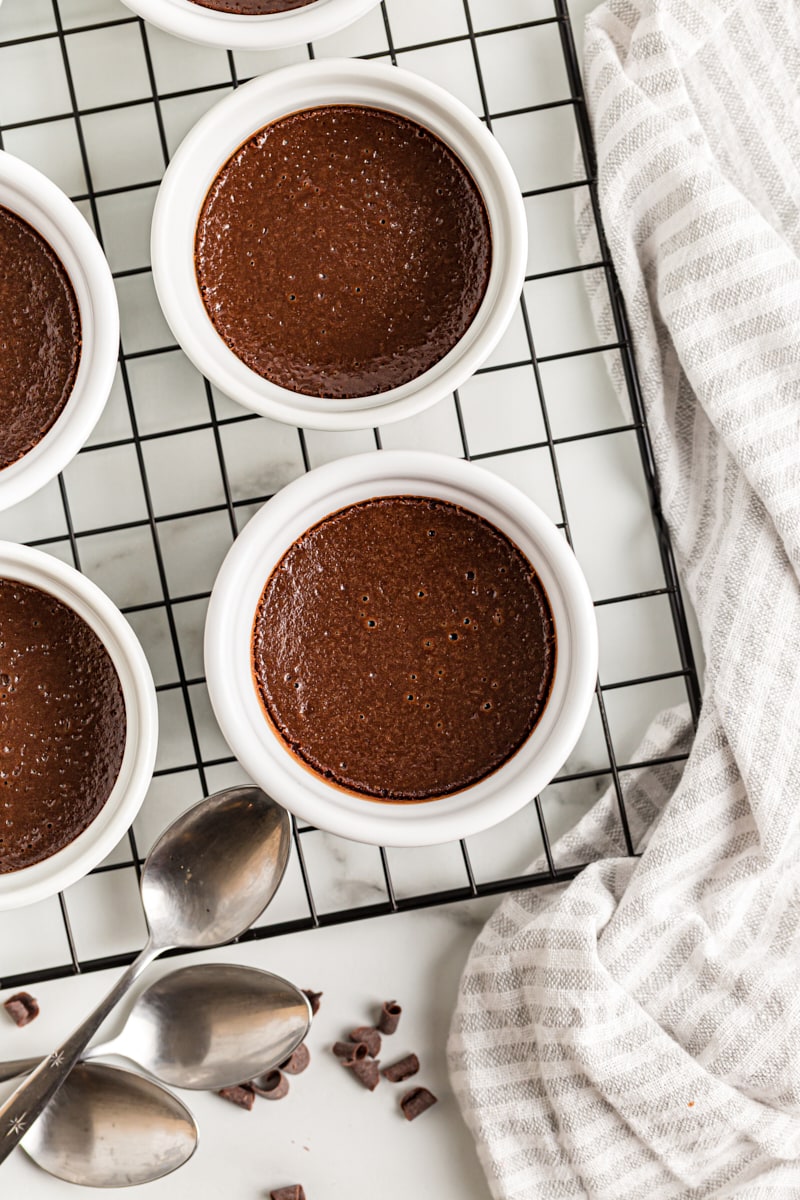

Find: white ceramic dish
<box><xmin>151</xmin><ymin>59</ymin><xmax>527</xmax><ymax>431</ymax></box>
<box><xmin>120</xmin><ymin>0</ymin><xmax>381</xmax><ymax>51</ymax></box>
<box><xmin>0</xmin><ymin>544</ymin><xmax>158</xmax><ymax>910</ymax></box>
<box><xmin>204</xmin><ymin>452</ymin><xmax>598</xmax><ymax>847</ymax></box>
<box><xmin>0</xmin><ymin>152</ymin><xmax>119</xmax><ymax>514</ymax></box>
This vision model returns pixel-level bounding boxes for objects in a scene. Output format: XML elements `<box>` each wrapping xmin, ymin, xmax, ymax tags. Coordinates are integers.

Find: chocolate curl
<box><xmin>218</xmin><ymin>1083</ymin><xmax>255</xmax><ymax>1111</ymax></box>
<box><xmin>377</xmin><ymin>1000</ymin><xmax>402</xmax><ymax>1035</ymax></box>
<box><xmin>251</xmin><ymin>1069</ymin><xmax>289</xmax><ymax>1100</ymax></box>
<box><xmin>302</xmin><ymin>989</ymin><xmax>322</xmax><ymax>1017</ymax></box>
<box><xmin>3</xmin><ymin>992</ymin><xmax>39</xmax><ymax>1027</ymax></box>
<box><xmin>400</xmin><ymin>1086</ymin><xmax>437</xmax><ymax>1121</ymax></box>
<box><xmin>332</xmin><ymin>1040</ymin><xmax>367</xmax><ymax>1062</ymax></box>
<box><xmin>344</xmin><ymin>1056</ymin><xmax>380</xmax><ymax>1091</ymax></box>
<box><xmin>280</xmin><ymin>1042</ymin><xmax>311</xmax><ymax>1075</ymax></box>
<box><xmin>382</xmin><ymin>1053</ymin><xmax>419</xmax><ymax>1083</ymax></box>
<box><xmin>270</xmin><ymin>1187</ymin><xmax>306</xmax><ymax>1200</ymax></box>
<box><xmin>350</xmin><ymin>1026</ymin><xmax>381</xmax><ymax>1057</ymax></box>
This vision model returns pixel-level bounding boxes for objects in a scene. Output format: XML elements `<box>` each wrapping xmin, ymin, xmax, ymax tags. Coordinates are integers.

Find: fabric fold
<box><xmin>448</xmin><ymin>2</ymin><xmax>800</xmax><ymax>1195</ymax></box>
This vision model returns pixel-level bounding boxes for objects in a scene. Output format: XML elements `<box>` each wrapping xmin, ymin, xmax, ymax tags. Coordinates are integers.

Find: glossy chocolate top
<box><xmin>188</xmin><ymin>0</ymin><xmax>316</xmax><ymax>11</ymax></box>
<box><xmin>188</xmin><ymin>0</ymin><xmax>315</xmax><ymax>11</ymax></box>
<box><xmin>196</xmin><ymin>105</ymin><xmax>492</xmax><ymax>399</ymax></box>
<box><xmin>0</xmin><ymin>580</ymin><xmax>126</xmax><ymax>873</ymax></box>
<box><xmin>0</xmin><ymin>205</ymin><xmax>81</xmax><ymax>472</ymax></box>
<box><xmin>252</xmin><ymin>496</ymin><xmax>556</xmax><ymax>801</ymax></box>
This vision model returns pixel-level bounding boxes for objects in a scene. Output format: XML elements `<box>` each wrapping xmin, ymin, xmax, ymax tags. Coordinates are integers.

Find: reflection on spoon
<box><xmin>0</xmin><ymin>963</ymin><xmax>311</xmax><ymax>1091</ymax></box>
<box><xmin>0</xmin><ymin>785</ymin><xmax>292</xmax><ymax>1163</ymax></box>
<box><xmin>21</xmin><ymin>1061</ymin><xmax>197</xmax><ymax>1188</ymax></box>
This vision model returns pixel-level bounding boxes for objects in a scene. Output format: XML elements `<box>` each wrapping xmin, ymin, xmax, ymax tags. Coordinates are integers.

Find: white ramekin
<box><xmin>204</xmin><ymin>452</ymin><xmax>598</xmax><ymax>847</ymax></box>
<box><xmin>0</xmin><ymin>152</ymin><xmax>119</xmax><ymax>514</ymax></box>
<box><xmin>120</xmin><ymin>0</ymin><xmax>380</xmax><ymax>49</ymax></box>
<box><xmin>0</xmin><ymin>544</ymin><xmax>158</xmax><ymax>910</ymax></box>
<box><xmin>152</xmin><ymin>59</ymin><xmax>527</xmax><ymax>431</ymax></box>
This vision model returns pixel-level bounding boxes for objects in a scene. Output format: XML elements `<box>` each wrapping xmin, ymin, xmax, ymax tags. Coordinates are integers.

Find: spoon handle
<box><xmin>0</xmin><ymin>1058</ymin><xmax>41</xmax><ymax>1084</ymax></box>
<box><xmin>0</xmin><ymin>1038</ymin><xmax>117</xmax><ymax>1084</ymax></box>
<box><xmin>0</xmin><ymin>940</ymin><xmax>161</xmax><ymax>1165</ymax></box>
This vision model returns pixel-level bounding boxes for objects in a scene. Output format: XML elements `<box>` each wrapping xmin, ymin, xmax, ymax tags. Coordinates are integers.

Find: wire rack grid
<box><xmin>0</xmin><ymin>0</ymin><xmax>700</xmax><ymax>992</ymax></box>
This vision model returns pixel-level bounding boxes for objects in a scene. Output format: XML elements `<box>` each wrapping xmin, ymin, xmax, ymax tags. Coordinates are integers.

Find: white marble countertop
<box><xmin>0</xmin><ymin>0</ymin><xmax>700</xmax><ymax>1195</ymax></box>
<box><xmin>0</xmin><ymin>901</ymin><xmax>497</xmax><ymax>1199</ymax></box>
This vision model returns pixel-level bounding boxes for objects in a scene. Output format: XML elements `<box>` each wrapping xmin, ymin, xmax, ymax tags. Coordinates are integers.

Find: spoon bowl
<box><xmin>141</xmin><ymin>785</ymin><xmax>292</xmax><ymax>950</ymax></box>
<box><xmin>99</xmin><ymin>962</ymin><xmax>311</xmax><ymax>1089</ymax></box>
<box><xmin>0</xmin><ymin>963</ymin><xmax>312</xmax><ymax>1091</ymax></box>
<box><xmin>21</xmin><ymin>1062</ymin><xmax>197</xmax><ymax>1188</ymax></box>
<box><xmin>0</xmin><ymin>785</ymin><xmax>293</xmax><ymax>1164</ymax></box>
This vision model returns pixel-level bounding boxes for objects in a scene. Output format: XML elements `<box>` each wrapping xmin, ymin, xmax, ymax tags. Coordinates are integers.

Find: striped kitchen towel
<box><xmin>448</xmin><ymin>1</ymin><xmax>800</xmax><ymax>1197</ymax></box>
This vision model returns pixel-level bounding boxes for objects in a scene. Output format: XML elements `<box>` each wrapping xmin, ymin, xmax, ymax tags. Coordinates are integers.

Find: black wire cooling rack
<box><xmin>0</xmin><ymin>0</ymin><xmax>701</xmax><ymax>991</ymax></box>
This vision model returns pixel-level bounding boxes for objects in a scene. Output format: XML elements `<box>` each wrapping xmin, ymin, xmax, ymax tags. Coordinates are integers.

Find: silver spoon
<box><xmin>0</xmin><ymin>785</ymin><xmax>291</xmax><ymax>1163</ymax></box>
<box><xmin>20</xmin><ymin>1061</ymin><xmax>198</xmax><ymax>1187</ymax></box>
<box><xmin>0</xmin><ymin>963</ymin><xmax>311</xmax><ymax>1090</ymax></box>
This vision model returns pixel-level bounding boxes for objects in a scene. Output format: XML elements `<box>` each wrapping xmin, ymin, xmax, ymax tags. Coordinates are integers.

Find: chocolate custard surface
<box><xmin>189</xmin><ymin>0</ymin><xmax>315</xmax><ymax>12</ymax></box>
<box><xmin>252</xmin><ymin>497</ymin><xmax>556</xmax><ymax>800</ymax></box>
<box><xmin>0</xmin><ymin>580</ymin><xmax>126</xmax><ymax>873</ymax></box>
<box><xmin>0</xmin><ymin>206</ymin><xmax>81</xmax><ymax>471</ymax></box>
<box><xmin>195</xmin><ymin>105</ymin><xmax>492</xmax><ymax>399</ymax></box>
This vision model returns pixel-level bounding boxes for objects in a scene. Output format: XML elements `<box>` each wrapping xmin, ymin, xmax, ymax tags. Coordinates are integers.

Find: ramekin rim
<box><xmin>0</xmin><ymin>150</ymin><xmax>120</xmax><ymax>514</ymax></box>
<box><xmin>0</xmin><ymin>542</ymin><xmax>158</xmax><ymax>909</ymax></box>
<box><xmin>119</xmin><ymin>0</ymin><xmax>383</xmax><ymax>51</ymax></box>
<box><xmin>204</xmin><ymin>451</ymin><xmax>598</xmax><ymax>847</ymax></box>
<box><xmin>151</xmin><ymin>58</ymin><xmax>527</xmax><ymax>431</ymax></box>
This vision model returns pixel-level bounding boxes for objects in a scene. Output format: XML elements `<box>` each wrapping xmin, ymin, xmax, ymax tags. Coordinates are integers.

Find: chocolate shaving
<box><xmin>302</xmin><ymin>989</ymin><xmax>322</xmax><ymax>1017</ymax></box>
<box><xmin>270</xmin><ymin>1188</ymin><xmax>306</xmax><ymax>1200</ymax></box>
<box><xmin>251</xmin><ymin>1069</ymin><xmax>289</xmax><ymax>1100</ymax></box>
<box><xmin>3</xmin><ymin>992</ymin><xmax>39</xmax><ymax>1027</ymax></box>
<box><xmin>333</xmin><ymin>1040</ymin><xmax>367</xmax><ymax>1061</ymax></box>
<box><xmin>218</xmin><ymin>1083</ymin><xmax>255</xmax><ymax>1111</ymax></box>
<box><xmin>350</xmin><ymin>1026</ymin><xmax>381</xmax><ymax>1057</ymax></box>
<box><xmin>400</xmin><ymin>1086</ymin><xmax>437</xmax><ymax>1121</ymax></box>
<box><xmin>377</xmin><ymin>1000</ymin><xmax>402</xmax><ymax>1035</ymax></box>
<box><xmin>280</xmin><ymin>1042</ymin><xmax>310</xmax><ymax>1075</ymax></box>
<box><xmin>344</xmin><ymin>1056</ymin><xmax>380</xmax><ymax>1091</ymax></box>
<box><xmin>383</xmin><ymin>1053</ymin><xmax>419</xmax><ymax>1083</ymax></box>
